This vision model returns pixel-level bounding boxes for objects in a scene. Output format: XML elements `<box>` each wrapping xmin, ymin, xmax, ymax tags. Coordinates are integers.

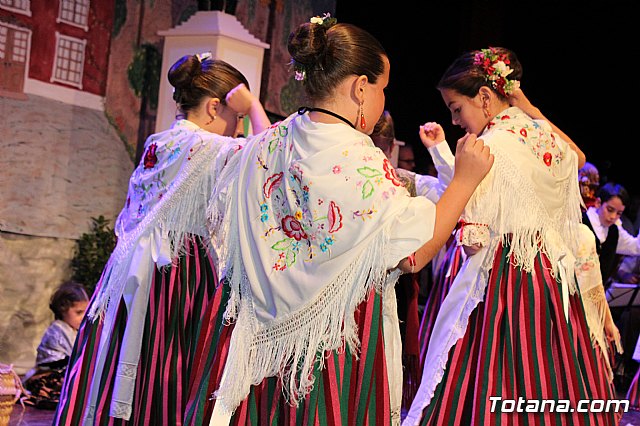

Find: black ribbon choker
<box><xmin>298</xmin><ymin>106</ymin><xmax>356</xmax><ymax>129</ymax></box>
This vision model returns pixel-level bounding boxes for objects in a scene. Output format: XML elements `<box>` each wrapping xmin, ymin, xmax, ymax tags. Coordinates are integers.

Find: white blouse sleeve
<box><xmin>385</xmin><ymin>196</ymin><xmax>437</xmax><ymax>270</ymax></box>
<box><xmin>414</xmin><ymin>141</ymin><xmax>455</xmax><ymax>203</ymax></box>
<box><xmin>615</xmin><ymin>222</ymin><xmax>640</xmax><ymax>255</ymax></box>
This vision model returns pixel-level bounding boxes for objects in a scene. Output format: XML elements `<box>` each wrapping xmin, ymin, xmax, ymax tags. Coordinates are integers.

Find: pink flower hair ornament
<box><xmin>473</xmin><ymin>47</ymin><xmax>521</xmax><ymax>97</ymax></box>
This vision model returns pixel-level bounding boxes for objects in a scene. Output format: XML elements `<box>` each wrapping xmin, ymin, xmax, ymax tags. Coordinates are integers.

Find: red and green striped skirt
<box><xmin>54</xmin><ymin>236</ymin><xmax>219</xmax><ymax>425</ymax></box>
<box><xmin>185</xmin><ymin>288</ymin><xmax>394</xmax><ymax>426</ymax></box>
<box><xmin>418</xmin><ymin>243</ymin><xmax>619</xmax><ymax>426</ymax></box>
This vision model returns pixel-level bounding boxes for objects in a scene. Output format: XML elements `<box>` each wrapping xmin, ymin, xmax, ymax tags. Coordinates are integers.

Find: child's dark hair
<box><xmin>50</xmin><ymin>281</ymin><xmax>89</xmax><ymax>320</ymax></box>
<box><xmin>597</xmin><ymin>182</ymin><xmax>630</xmax><ymax>207</ymax></box>
<box><xmin>168</xmin><ymin>55</ymin><xmax>249</xmax><ymax>116</ymax></box>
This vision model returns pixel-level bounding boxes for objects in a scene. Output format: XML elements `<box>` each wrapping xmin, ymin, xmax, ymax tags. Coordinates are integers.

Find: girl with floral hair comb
<box><xmin>405</xmin><ymin>47</ymin><xmax>619</xmax><ymax>425</ymax></box>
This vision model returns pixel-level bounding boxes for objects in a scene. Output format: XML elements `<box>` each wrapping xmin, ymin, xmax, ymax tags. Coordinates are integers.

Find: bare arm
<box><xmin>509</xmin><ymin>88</ymin><xmax>585</xmax><ymax>168</ymax></box>
<box><xmin>397</xmin><ymin>133</ymin><xmax>493</xmax><ymax>273</ymax></box>
<box><xmin>225</xmin><ymin>84</ymin><xmax>271</xmax><ymax>134</ymax></box>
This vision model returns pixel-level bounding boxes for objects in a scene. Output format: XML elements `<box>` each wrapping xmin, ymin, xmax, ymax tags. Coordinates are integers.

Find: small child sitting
<box><xmin>22</xmin><ymin>281</ymin><xmax>88</xmax><ymax>409</ymax></box>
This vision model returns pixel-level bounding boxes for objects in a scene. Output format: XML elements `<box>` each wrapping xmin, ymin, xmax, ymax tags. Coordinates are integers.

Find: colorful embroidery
<box><xmin>265</xmin><ymin>195</ymin><xmax>344</xmax><ymax>270</ymax></box>
<box><xmin>264</xmin><ymin>172</ymin><xmax>284</xmax><ymax>198</ymax></box>
<box><xmin>492</xmin><ymin>109</ymin><xmax>565</xmax><ymax>173</ymax></box>
<box><xmin>254</xmin><ymin>116</ymin><xmax>411</xmax><ymax>271</ymax></box>
<box><xmin>127</xmin><ymin>128</ymin><xmax>193</xmax><ymax>222</ymax></box>
<box><xmin>575</xmin><ymin>241</ymin><xmax>598</xmax><ymax>273</ymax></box>
<box><xmin>356</xmin><ymin>165</ymin><xmax>382</xmax><ymax>199</ymax></box>
<box><xmin>327</xmin><ymin>201</ymin><xmax>343</xmax><ymax>232</ymax></box>
<box><xmin>282</xmin><ymin>215</ymin><xmax>308</xmax><ymax>240</ymax></box>
<box><xmin>383</xmin><ymin>158</ymin><xmax>403</xmax><ymax>186</ymax></box>
<box><xmin>267</xmin><ymin>125</ymin><xmax>289</xmax><ymax>153</ymax></box>
<box><xmin>353</xmin><ymin>207</ymin><xmax>377</xmax><ymax>221</ymax></box>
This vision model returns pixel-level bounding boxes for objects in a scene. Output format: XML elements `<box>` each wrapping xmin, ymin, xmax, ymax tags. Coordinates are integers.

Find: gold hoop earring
<box><xmin>359</xmin><ymin>101</ymin><xmax>366</xmax><ymax>129</ymax></box>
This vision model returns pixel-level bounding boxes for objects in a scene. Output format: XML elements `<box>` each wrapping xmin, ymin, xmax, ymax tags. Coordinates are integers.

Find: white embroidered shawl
<box><xmin>574</xmin><ymin>223</ymin><xmax>623</xmax><ymax>381</ymax></box>
<box><xmin>83</xmin><ymin>120</ymin><xmax>242</xmax><ymax>422</ymax></box>
<box><xmin>404</xmin><ymin>107</ymin><xmax>583</xmax><ymax>425</ymax></box>
<box><xmin>209</xmin><ymin>112</ymin><xmax>438</xmax><ymax>418</ymax></box>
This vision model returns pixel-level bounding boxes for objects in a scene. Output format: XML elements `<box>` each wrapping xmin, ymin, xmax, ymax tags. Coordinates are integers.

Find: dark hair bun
<box><xmin>287</xmin><ymin>22</ymin><xmax>329</xmax><ymax>68</ymax></box>
<box><xmin>168</xmin><ymin>55</ymin><xmax>201</xmax><ymax>101</ymax></box>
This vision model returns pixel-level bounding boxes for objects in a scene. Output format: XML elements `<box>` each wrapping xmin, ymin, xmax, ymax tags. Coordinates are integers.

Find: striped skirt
<box><xmin>418</xmin><ymin>243</ymin><xmax>619</xmax><ymax>426</ymax></box>
<box><xmin>54</xmin><ymin>236</ymin><xmax>219</xmax><ymax>425</ymax></box>
<box><xmin>185</xmin><ymin>288</ymin><xmax>393</xmax><ymax>426</ymax></box>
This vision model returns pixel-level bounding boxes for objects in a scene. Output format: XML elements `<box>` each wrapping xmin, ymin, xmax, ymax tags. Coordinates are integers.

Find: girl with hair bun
<box><xmin>53</xmin><ymin>53</ymin><xmax>270</xmax><ymax>425</ymax></box>
<box><xmin>405</xmin><ymin>47</ymin><xmax>619</xmax><ymax>425</ymax></box>
<box><xmin>192</xmin><ymin>15</ymin><xmax>493</xmax><ymax>425</ymax></box>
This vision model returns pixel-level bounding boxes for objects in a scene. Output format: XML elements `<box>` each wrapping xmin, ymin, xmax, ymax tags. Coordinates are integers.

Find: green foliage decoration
<box><xmin>127</xmin><ymin>43</ymin><xmax>162</xmax><ymax>110</ymax></box>
<box><xmin>70</xmin><ymin>216</ymin><xmax>116</xmax><ymax>296</ymax></box>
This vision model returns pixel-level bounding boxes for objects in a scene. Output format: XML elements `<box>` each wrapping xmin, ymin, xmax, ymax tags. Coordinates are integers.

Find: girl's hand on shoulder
<box><xmin>419</xmin><ymin>122</ymin><xmax>445</xmax><ymax>148</ymax></box>
<box><xmin>454</xmin><ymin>133</ymin><xmax>493</xmax><ymax>187</ymax></box>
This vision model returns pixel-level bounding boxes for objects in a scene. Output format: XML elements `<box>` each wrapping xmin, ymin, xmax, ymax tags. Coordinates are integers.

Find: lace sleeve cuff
<box><xmin>457</xmin><ymin>220</ymin><xmax>490</xmax><ymax>247</ymax></box>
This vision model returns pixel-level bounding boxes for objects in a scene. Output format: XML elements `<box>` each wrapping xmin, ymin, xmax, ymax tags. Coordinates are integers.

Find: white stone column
<box><xmin>156</xmin><ymin>11</ymin><xmax>269</xmax><ymax>133</ymax></box>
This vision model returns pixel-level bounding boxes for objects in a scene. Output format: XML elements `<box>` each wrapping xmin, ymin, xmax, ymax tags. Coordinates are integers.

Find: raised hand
<box><xmin>419</xmin><ymin>122</ymin><xmax>446</xmax><ymax>148</ymax></box>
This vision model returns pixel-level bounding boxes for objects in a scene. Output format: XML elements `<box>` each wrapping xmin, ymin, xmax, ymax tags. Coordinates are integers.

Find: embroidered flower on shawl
<box><xmin>382</xmin><ymin>158</ymin><xmax>403</xmax><ymax>187</ymax></box>
<box><xmin>493</xmin><ymin>109</ymin><xmax>565</xmax><ymax>172</ymax></box>
<box><xmin>473</xmin><ymin>47</ymin><xmax>521</xmax><ymax>96</ymax></box>
<box><xmin>576</xmin><ymin>251</ymin><xmax>598</xmax><ymax>272</ymax></box>
<box><xmin>282</xmin><ymin>215</ymin><xmax>308</xmax><ymax>241</ymax></box>
<box><xmin>143</xmin><ymin>143</ymin><xmax>158</xmax><ymax>169</ymax></box>
<box><xmin>263</xmin><ymin>172</ymin><xmax>284</xmax><ymax>198</ymax></box>
<box><xmin>327</xmin><ymin>201</ymin><xmax>343</xmax><ymax>233</ymax></box>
